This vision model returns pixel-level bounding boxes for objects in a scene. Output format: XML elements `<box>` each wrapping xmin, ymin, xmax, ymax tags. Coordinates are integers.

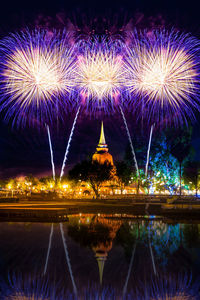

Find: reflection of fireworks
<box><xmin>77</xmin><ymin>39</ymin><xmax>124</xmax><ymax>113</ymax></box>
<box><xmin>1</xmin><ymin>269</ymin><xmax>199</xmax><ymax>299</ymax></box>
<box><xmin>0</xmin><ymin>30</ymin><xmax>77</xmax><ymax>127</ymax></box>
<box><xmin>4</xmin><ymin>272</ymin><xmax>51</xmax><ymax>299</ymax></box>
<box><xmin>149</xmin><ymin>272</ymin><xmax>197</xmax><ymax>300</ymax></box>
<box><xmin>124</xmin><ymin>30</ymin><xmax>200</xmax><ymax>125</ymax></box>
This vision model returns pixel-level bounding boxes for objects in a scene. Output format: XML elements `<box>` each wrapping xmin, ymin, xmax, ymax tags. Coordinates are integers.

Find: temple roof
<box><xmin>97</xmin><ymin>121</ymin><xmax>108</xmax><ymax>152</ymax></box>
<box><xmin>98</xmin><ymin>121</ymin><xmax>106</xmax><ymax>145</ymax></box>
<box><xmin>93</xmin><ymin>121</ymin><xmax>115</xmax><ymax>166</ymax></box>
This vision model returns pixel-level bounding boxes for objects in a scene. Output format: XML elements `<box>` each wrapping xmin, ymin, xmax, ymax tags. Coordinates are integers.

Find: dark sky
<box><xmin>0</xmin><ymin>0</ymin><xmax>200</xmax><ymax>179</ymax></box>
<box><xmin>0</xmin><ymin>0</ymin><xmax>200</xmax><ymax>34</ymax></box>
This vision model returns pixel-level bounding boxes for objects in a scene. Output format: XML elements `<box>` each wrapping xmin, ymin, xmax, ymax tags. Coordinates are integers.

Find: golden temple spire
<box><xmin>93</xmin><ymin>121</ymin><xmax>115</xmax><ymax>164</ymax></box>
<box><xmin>98</xmin><ymin>121</ymin><xmax>106</xmax><ymax>146</ymax></box>
<box><xmin>96</xmin><ymin>121</ymin><xmax>108</xmax><ymax>152</ymax></box>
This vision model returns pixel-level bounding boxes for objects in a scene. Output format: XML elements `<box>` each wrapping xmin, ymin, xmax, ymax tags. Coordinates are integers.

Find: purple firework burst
<box><xmin>0</xmin><ymin>29</ymin><xmax>78</xmax><ymax>128</ymax></box>
<box><xmin>123</xmin><ymin>29</ymin><xmax>200</xmax><ymax>126</ymax></box>
<box><xmin>76</xmin><ymin>37</ymin><xmax>126</xmax><ymax>116</ymax></box>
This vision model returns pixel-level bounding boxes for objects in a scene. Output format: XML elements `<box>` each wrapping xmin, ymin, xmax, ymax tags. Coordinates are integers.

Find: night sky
<box><xmin>0</xmin><ymin>0</ymin><xmax>200</xmax><ymax>179</ymax></box>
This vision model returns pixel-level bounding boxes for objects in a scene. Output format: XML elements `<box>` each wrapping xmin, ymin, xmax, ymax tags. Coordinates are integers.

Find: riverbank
<box><xmin>0</xmin><ymin>195</ymin><xmax>200</xmax><ymax>222</ymax></box>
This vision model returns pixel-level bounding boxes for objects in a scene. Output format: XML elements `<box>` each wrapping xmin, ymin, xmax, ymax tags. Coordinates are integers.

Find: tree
<box><xmin>183</xmin><ymin>161</ymin><xmax>200</xmax><ymax>196</ymax></box>
<box><xmin>166</xmin><ymin>127</ymin><xmax>193</xmax><ymax>196</ymax></box>
<box><xmin>145</xmin><ymin>131</ymin><xmax>179</xmax><ymax>194</ymax></box>
<box><xmin>68</xmin><ymin>160</ymin><xmax>113</xmax><ymax>199</ymax></box>
<box><xmin>25</xmin><ymin>174</ymin><xmax>39</xmax><ymax>187</ymax></box>
<box><xmin>115</xmin><ymin>161</ymin><xmax>132</xmax><ymax>194</ymax></box>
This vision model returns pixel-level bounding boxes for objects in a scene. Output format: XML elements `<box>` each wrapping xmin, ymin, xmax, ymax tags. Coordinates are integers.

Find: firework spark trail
<box><xmin>60</xmin><ymin>223</ymin><xmax>78</xmax><ymax>298</ymax></box>
<box><xmin>145</xmin><ymin>124</ymin><xmax>154</xmax><ymax>177</ymax></box>
<box><xmin>46</xmin><ymin>124</ymin><xmax>56</xmax><ymax>181</ymax></box>
<box><xmin>122</xmin><ymin>241</ymin><xmax>137</xmax><ymax>299</ymax></box>
<box><xmin>120</xmin><ymin>106</ymin><xmax>139</xmax><ymax>177</ymax></box>
<box><xmin>60</xmin><ymin>106</ymin><xmax>81</xmax><ymax>180</ymax></box>
<box><xmin>124</xmin><ymin>30</ymin><xmax>200</xmax><ymax>125</ymax></box>
<box><xmin>43</xmin><ymin>223</ymin><xmax>54</xmax><ymax>275</ymax></box>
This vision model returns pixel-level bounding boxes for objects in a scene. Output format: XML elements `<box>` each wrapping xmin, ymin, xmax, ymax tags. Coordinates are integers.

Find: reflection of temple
<box><xmin>92</xmin><ymin>216</ymin><xmax>121</xmax><ymax>284</ymax></box>
<box><xmin>77</xmin><ymin>214</ymin><xmax>121</xmax><ymax>284</ymax></box>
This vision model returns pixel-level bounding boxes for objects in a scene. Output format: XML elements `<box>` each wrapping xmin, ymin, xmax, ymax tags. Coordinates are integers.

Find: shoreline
<box><xmin>0</xmin><ymin>195</ymin><xmax>200</xmax><ymax>222</ymax></box>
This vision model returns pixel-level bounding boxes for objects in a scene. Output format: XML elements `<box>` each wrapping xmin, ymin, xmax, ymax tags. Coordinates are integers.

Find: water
<box><xmin>0</xmin><ymin>214</ymin><xmax>200</xmax><ymax>299</ymax></box>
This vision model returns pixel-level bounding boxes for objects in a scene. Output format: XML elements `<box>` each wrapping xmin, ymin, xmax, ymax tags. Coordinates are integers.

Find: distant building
<box><xmin>92</xmin><ymin>121</ymin><xmax>114</xmax><ymax>166</ymax></box>
<box><xmin>77</xmin><ymin>122</ymin><xmax>138</xmax><ymax>196</ymax></box>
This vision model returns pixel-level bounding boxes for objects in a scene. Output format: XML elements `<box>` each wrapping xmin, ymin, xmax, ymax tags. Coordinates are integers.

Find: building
<box><xmin>92</xmin><ymin>121</ymin><xmax>114</xmax><ymax>166</ymax></box>
<box><xmin>75</xmin><ymin>121</ymin><xmax>137</xmax><ymax>197</ymax></box>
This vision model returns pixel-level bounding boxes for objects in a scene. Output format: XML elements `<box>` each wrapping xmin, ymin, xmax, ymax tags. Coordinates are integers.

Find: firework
<box><xmin>76</xmin><ymin>38</ymin><xmax>125</xmax><ymax>114</ymax></box>
<box><xmin>120</xmin><ymin>106</ymin><xmax>139</xmax><ymax>177</ymax></box>
<box><xmin>46</xmin><ymin>124</ymin><xmax>56</xmax><ymax>181</ymax></box>
<box><xmin>60</xmin><ymin>106</ymin><xmax>81</xmax><ymax>180</ymax></box>
<box><xmin>0</xmin><ymin>29</ymin><xmax>78</xmax><ymax>127</ymax></box>
<box><xmin>145</xmin><ymin>124</ymin><xmax>154</xmax><ymax>177</ymax></box>
<box><xmin>124</xmin><ymin>30</ymin><xmax>200</xmax><ymax>125</ymax></box>
<box><xmin>59</xmin><ymin>38</ymin><xmax>126</xmax><ymax>178</ymax></box>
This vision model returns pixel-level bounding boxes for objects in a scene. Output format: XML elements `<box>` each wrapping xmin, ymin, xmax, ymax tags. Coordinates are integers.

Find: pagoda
<box><xmin>92</xmin><ymin>121</ymin><xmax>114</xmax><ymax>166</ymax></box>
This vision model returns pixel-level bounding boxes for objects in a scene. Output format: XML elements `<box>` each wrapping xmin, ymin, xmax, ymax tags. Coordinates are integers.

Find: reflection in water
<box><xmin>122</xmin><ymin>238</ymin><xmax>137</xmax><ymax>298</ymax></box>
<box><xmin>149</xmin><ymin>273</ymin><xmax>198</xmax><ymax>300</ymax></box>
<box><xmin>148</xmin><ymin>228</ymin><xmax>157</xmax><ymax>276</ymax></box>
<box><xmin>67</xmin><ymin>215</ymin><xmax>121</xmax><ymax>286</ymax></box>
<box><xmin>0</xmin><ymin>214</ymin><xmax>200</xmax><ymax>299</ymax></box>
<box><xmin>43</xmin><ymin>223</ymin><xmax>54</xmax><ymax>275</ymax></box>
<box><xmin>60</xmin><ymin>222</ymin><xmax>78</xmax><ymax>298</ymax></box>
<box><xmin>3</xmin><ymin>272</ymin><xmax>52</xmax><ymax>300</ymax></box>
<box><xmin>1</xmin><ymin>271</ymin><xmax>198</xmax><ymax>299</ymax></box>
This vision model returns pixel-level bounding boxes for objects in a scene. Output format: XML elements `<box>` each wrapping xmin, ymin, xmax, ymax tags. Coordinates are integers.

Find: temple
<box><xmin>68</xmin><ymin>121</ymin><xmax>138</xmax><ymax>197</ymax></box>
<box><xmin>92</xmin><ymin>121</ymin><xmax>114</xmax><ymax>166</ymax></box>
